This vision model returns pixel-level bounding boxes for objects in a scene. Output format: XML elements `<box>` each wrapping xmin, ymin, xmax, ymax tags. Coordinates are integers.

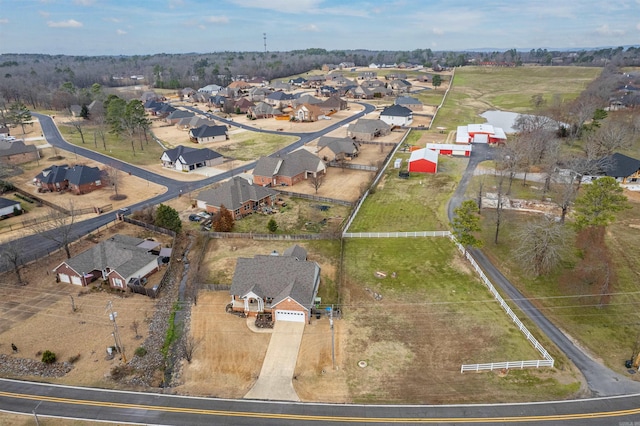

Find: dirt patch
<box><xmin>0</xmin><ymin>221</ymin><xmax>172</xmax><ymax>387</ymax></box>
<box><xmin>281</xmin><ymin>167</ymin><xmax>375</xmax><ymax>203</ymax></box>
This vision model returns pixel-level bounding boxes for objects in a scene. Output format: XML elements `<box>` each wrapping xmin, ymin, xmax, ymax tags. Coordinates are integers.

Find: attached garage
<box><xmin>275</xmin><ymin>310</ymin><xmax>306</xmax><ymax>323</ymax></box>
<box><xmin>58</xmin><ymin>273</ymin><xmax>70</xmax><ymax>284</ymax></box>
<box><xmin>70</xmin><ymin>275</ymin><xmax>82</xmax><ymax>286</ymax></box>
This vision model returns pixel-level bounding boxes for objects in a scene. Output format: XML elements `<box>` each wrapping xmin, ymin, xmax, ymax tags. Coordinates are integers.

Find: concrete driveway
<box><xmin>244</xmin><ymin>321</ymin><xmax>305</xmax><ymax>401</ymax></box>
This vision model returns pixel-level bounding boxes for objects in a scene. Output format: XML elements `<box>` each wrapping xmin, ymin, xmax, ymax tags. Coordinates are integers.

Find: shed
<box><xmin>426</xmin><ymin>143</ymin><xmax>472</xmax><ymax>157</ymax></box>
<box><xmin>394</xmin><ymin>158</ymin><xmax>402</xmax><ymax>169</ymax></box>
<box><xmin>408</xmin><ymin>148</ymin><xmax>438</xmax><ymax>174</ymax></box>
<box><xmin>0</xmin><ymin>197</ymin><xmax>21</xmax><ymax>217</ymax></box>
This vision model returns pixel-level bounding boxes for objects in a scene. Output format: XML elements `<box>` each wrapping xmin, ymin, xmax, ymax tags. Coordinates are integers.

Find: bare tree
<box><xmin>493</xmin><ymin>169</ymin><xmax>507</xmax><ymax>245</ymax></box>
<box><xmin>131</xmin><ymin>320</ymin><xmax>141</xmax><ymax>339</ymax></box>
<box><xmin>31</xmin><ymin>202</ymin><xmax>79</xmax><ymax>259</ymax></box>
<box><xmin>70</xmin><ymin>119</ymin><xmax>87</xmax><ymax>144</ymax></box>
<box><xmin>513</xmin><ymin>216</ymin><xmax>570</xmax><ymax>276</ymax></box>
<box><xmin>584</xmin><ymin>119</ymin><xmax>632</xmax><ymax>159</ymax></box>
<box><xmin>105</xmin><ymin>163</ymin><xmax>124</xmax><ymax>200</ymax></box>
<box><xmin>0</xmin><ymin>238</ymin><xmax>25</xmax><ymax>285</ymax></box>
<box><xmin>308</xmin><ymin>174</ymin><xmax>325</xmax><ymax>194</ymax></box>
<box><xmin>181</xmin><ymin>335</ymin><xmax>202</xmax><ymax>363</ymax></box>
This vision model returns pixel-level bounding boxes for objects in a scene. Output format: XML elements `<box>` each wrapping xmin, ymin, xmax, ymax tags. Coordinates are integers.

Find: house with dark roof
<box><xmin>265</xmin><ymin>91</ymin><xmax>295</xmax><ymax>109</ymax></box>
<box><xmin>318</xmin><ymin>95</ymin><xmax>347</xmax><ymax>115</ymax></box>
<box><xmin>233</xmin><ymin>97</ymin><xmax>255</xmax><ymax>114</ymax></box>
<box><xmin>34</xmin><ymin>164</ymin><xmax>104</xmax><ymax>195</ymax></box>
<box><xmin>395</xmin><ymin>96</ymin><xmax>424</xmax><ymax>111</ymax></box>
<box><xmin>346</xmin><ymin>119</ymin><xmax>391</xmax><ymax>142</ymax></box>
<box><xmin>189</xmin><ymin>124</ymin><xmax>229</xmax><ymax>144</ymax></box>
<box><xmin>316</xmin><ymin>136</ymin><xmax>359</xmax><ymax>162</ymax></box>
<box><xmin>53</xmin><ymin>234</ymin><xmax>162</xmax><ymax>290</ymax></box>
<box><xmin>380</xmin><ymin>104</ymin><xmax>413</xmax><ymax>126</ymax></box>
<box><xmin>589</xmin><ymin>153</ymin><xmax>640</xmax><ymax>184</ymax></box>
<box><xmin>165</xmin><ymin>110</ymin><xmax>195</xmax><ymax>125</ymax></box>
<box><xmin>248</xmin><ymin>102</ymin><xmax>282</xmax><ymax>119</ymax></box>
<box><xmin>389</xmin><ymin>79</ymin><xmax>412</xmax><ymax>94</ymax></box>
<box><xmin>176</xmin><ymin>116</ymin><xmax>216</xmax><ymax>130</ymax></box>
<box><xmin>161</xmin><ymin>146</ymin><xmax>223</xmax><ymax>172</ymax></box>
<box><xmin>0</xmin><ymin>140</ymin><xmax>40</xmax><ymax>165</ymax></box>
<box><xmin>229</xmin><ymin>245</ymin><xmax>321</xmax><ymax>323</ymax></box>
<box><xmin>253</xmin><ymin>149</ymin><xmax>326</xmax><ymax>187</ymax></box>
<box><xmin>196</xmin><ymin>176</ymin><xmax>278</xmax><ymax>220</ymax></box>
<box><xmin>0</xmin><ymin>197</ymin><xmax>21</xmax><ymax>218</ymax></box>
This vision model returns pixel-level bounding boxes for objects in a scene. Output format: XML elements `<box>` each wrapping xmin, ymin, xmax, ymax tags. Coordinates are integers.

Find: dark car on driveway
<box><xmin>188</xmin><ymin>214</ymin><xmax>202</xmax><ymax>222</ymax></box>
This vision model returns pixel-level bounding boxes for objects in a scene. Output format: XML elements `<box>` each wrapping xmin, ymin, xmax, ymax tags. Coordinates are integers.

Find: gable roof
<box><xmin>283</xmin><ymin>244</ymin><xmax>307</xmax><ymax>261</ymax></box>
<box><xmin>395</xmin><ymin>96</ymin><xmax>422</xmax><ymax>105</ymax></box>
<box><xmin>409</xmin><ymin>147</ymin><xmax>439</xmax><ymax>164</ymax></box>
<box><xmin>177</xmin><ymin>116</ymin><xmax>216</xmax><ymax>129</ymax></box>
<box><xmin>602</xmin><ymin>153</ymin><xmax>640</xmax><ymax>178</ymax></box>
<box><xmin>381</xmin><ymin>104</ymin><xmax>413</xmax><ymax>117</ymax></box>
<box><xmin>0</xmin><ymin>197</ymin><xmax>20</xmax><ymax>209</ymax></box>
<box><xmin>58</xmin><ymin>234</ymin><xmax>157</xmax><ymax>280</ymax></box>
<box><xmin>230</xmin><ymin>251</ymin><xmax>320</xmax><ymax>309</ymax></box>
<box><xmin>190</xmin><ymin>124</ymin><xmax>228</xmax><ymax>138</ymax></box>
<box><xmin>166</xmin><ymin>110</ymin><xmax>195</xmax><ymax>120</ymax></box>
<box><xmin>197</xmin><ymin>176</ymin><xmax>277</xmax><ymax>211</ymax></box>
<box><xmin>35</xmin><ymin>164</ymin><xmax>101</xmax><ymax>186</ymax></box>
<box><xmin>317</xmin><ymin>136</ymin><xmax>359</xmax><ymax>156</ymax></box>
<box><xmin>0</xmin><ymin>140</ymin><xmax>37</xmax><ymax>157</ymax></box>
<box><xmin>250</xmin><ymin>102</ymin><xmax>281</xmax><ymax>116</ymax></box>
<box><xmin>253</xmin><ymin>150</ymin><xmax>325</xmax><ymax>179</ymax></box>
<box><xmin>163</xmin><ymin>145</ymin><xmax>222</xmax><ymax>164</ymax></box>
<box><xmin>347</xmin><ymin>119</ymin><xmax>391</xmax><ymax>134</ymax></box>
<box><xmin>267</xmin><ymin>91</ymin><xmax>295</xmax><ymax>101</ymax></box>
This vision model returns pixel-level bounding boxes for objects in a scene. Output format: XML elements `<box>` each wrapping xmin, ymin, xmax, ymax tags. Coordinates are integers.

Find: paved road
<box><xmin>447</xmin><ymin>143</ymin><xmax>640</xmax><ymax>397</ymax></box>
<box><xmin>244</xmin><ymin>321</ymin><xmax>305</xmax><ymax>401</ymax></box>
<box><xmin>1</xmin><ymin>378</ymin><xmax>639</xmax><ymax>425</ymax></box>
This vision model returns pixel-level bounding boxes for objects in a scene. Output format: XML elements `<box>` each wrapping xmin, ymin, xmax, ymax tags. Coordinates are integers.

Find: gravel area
<box><xmin>0</xmin><ymin>354</ymin><xmax>73</xmax><ymax>378</ymax></box>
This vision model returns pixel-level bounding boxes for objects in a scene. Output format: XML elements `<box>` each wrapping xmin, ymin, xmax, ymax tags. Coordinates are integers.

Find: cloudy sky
<box><xmin>0</xmin><ymin>0</ymin><xmax>638</xmax><ymax>55</ymax></box>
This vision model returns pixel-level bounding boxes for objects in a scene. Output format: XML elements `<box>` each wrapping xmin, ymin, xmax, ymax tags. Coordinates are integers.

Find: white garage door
<box><xmin>453</xmin><ymin>150</ymin><xmax>467</xmax><ymax>157</ymax></box>
<box><xmin>275</xmin><ymin>310</ymin><xmax>305</xmax><ymax>323</ymax></box>
<box><xmin>58</xmin><ymin>273</ymin><xmax>70</xmax><ymax>283</ymax></box>
<box><xmin>71</xmin><ymin>276</ymin><xmax>82</xmax><ymax>286</ymax></box>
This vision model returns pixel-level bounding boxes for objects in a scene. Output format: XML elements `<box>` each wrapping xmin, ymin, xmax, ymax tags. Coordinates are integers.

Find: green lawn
<box><xmin>58</xmin><ymin>125</ymin><xmax>164</xmax><ymax>165</ymax></box>
<box><xmin>348</xmin><ymin>154</ymin><xmax>466</xmax><ymax>232</ymax></box>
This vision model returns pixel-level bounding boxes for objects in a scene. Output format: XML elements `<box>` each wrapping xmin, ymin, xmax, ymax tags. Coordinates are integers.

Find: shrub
<box><xmin>68</xmin><ymin>353</ymin><xmax>81</xmax><ymax>364</ymax></box>
<box><xmin>41</xmin><ymin>350</ymin><xmax>56</xmax><ymax>364</ymax></box>
<box><xmin>110</xmin><ymin>364</ymin><xmax>135</xmax><ymax>380</ymax></box>
<box><xmin>134</xmin><ymin>346</ymin><xmax>147</xmax><ymax>357</ymax></box>
<box><xmin>267</xmin><ymin>218</ymin><xmax>278</xmax><ymax>233</ymax></box>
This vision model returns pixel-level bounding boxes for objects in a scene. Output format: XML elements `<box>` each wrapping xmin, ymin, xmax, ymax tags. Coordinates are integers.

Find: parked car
<box><xmin>188</xmin><ymin>214</ymin><xmax>202</xmax><ymax>222</ymax></box>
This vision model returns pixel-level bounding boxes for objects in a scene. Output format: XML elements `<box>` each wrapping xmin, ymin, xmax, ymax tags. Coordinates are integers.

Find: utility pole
<box><xmin>106</xmin><ymin>301</ymin><xmax>127</xmax><ymax>362</ymax></box>
<box><xmin>330</xmin><ymin>304</ymin><xmax>335</xmax><ymax>370</ymax></box>
<box><xmin>263</xmin><ymin>33</ymin><xmax>267</xmax><ymax>53</ymax></box>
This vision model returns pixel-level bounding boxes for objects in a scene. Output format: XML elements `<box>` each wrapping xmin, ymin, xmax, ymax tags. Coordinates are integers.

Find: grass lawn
<box><xmin>348</xmin><ymin>154</ymin><xmax>467</xmax><ymax>232</ymax></box>
<box><xmin>415</xmin><ymin>89</ymin><xmax>446</xmax><ymax>106</ymax></box>
<box><xmin>230</xmin><ymin>196</ymin><xmax>350</xmax><ymax>235</ymax></box>
<box><xmin>477</xmin><ymin>201</ymin><xmax>640</xmax><ymax>376</ymax></box>
<box><xmin>433</xmin><ymin>66</ymin><xmax>601</xmax><ymax>129</ymax></box>
<box><xmin>215</xmin><ymin>131</ymin><xmax>298</xmax><ymax>161</ymax></box>
<box><xmin>341</xmin><ymin>238</ymin><xmax>580</xmax><ymax>403</ymax></box>
<box><xmin>58</xmin><ymin>124</ymin><xmax>164</xmax><ymax>166</ymax></box>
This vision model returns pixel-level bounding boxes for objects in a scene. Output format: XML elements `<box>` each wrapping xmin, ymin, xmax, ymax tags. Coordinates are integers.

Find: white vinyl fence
<box><xmin>449</xmin><ymin>236</ymin><xmax>555</xmax><ymax>373</ymax></box>
<box><xmin>343</xmin><ymin>231</ymin><xmax>451</xmax><ymax>238</ymax></box>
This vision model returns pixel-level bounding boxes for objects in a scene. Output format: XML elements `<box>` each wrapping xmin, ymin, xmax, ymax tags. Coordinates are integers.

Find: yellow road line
<box><xmin>1</xmin><ymin>391</ymin><xmax>639</xmax><ymax>423</ymax></box>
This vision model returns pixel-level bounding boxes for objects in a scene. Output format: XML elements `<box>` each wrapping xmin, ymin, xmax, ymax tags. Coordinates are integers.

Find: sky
<box><xmin>0</xmin><ymin>0</ymin><xmax>639</xmax><ymax>55</ymax></box>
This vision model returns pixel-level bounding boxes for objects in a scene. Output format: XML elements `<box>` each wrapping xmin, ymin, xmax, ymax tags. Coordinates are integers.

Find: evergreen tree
<box><xmin>451</xmin><ymin>200</ymin><xmax>482</xmax><ymax>250</ymax></box>
<box><xmin>155</xmin><ymin>204</ymin><xmax>182</xmax><ymax>233</ymax></box>
<box><xmin>573</xmin><ymin>177</ymin><xmax>630</xmax><ymax>230</ymax></box>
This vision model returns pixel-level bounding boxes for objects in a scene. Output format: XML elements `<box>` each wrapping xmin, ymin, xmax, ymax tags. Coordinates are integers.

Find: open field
<box><xmin>347</xmin><ymin>153</ymin><xmax>467</xmax><ymax>232</ymax></box>
<box><xmin>433</xmin><ymin>66</ymin><xmax>601</xmax><ymax>129</ymax></box>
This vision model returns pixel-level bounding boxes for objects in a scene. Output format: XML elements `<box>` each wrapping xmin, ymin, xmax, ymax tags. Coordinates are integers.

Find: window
<box><xmin>95</xmin><ymin>180</ymin><xmax>101</xmax><ymax>185</ymax></box>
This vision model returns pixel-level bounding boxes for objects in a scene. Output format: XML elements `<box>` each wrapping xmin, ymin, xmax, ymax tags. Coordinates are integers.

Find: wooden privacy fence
<box><xmin>449</xmin><ymin>235</ymin><xmax>555</xmax><ymax>373</ymax></box>
<box><xmin>274</xmin><ymin>190</ymin><xmax>354</xmax><ymax>207</ymax></box>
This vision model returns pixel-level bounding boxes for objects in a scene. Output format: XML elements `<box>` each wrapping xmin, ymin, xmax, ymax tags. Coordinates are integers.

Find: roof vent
<box><xmin>270</xmin><ymin>250</ymin><xmax>279</xmax><ymax>256</ymax></box>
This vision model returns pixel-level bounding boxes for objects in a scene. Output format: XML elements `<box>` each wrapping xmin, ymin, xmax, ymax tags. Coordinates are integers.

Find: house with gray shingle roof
<box><xmin>229</xmin><ymin>245</ymin><xmax>321</xmax><ymax>323</ymax></box>
<box><xmin>265</xmin><ymin>91</ymin><xmax>295</xmax><ymax>109</ymax></box>
<box><xmin>346</xmin><ymin>119</ymin><xmax>391</xmax><ymax>142</ymax></box>
<box><xmin>248</xmin><ymin>102</ymin><xmax>282</xmax><ymax>119</ymax></box>
<box><xmin>380</xmin><ymin>104</ymin><xmax>413</xmax><ymax>127</ymax></box>
<box><xmin>317</xmin><ymin>136</ymin><xmax>359</xmax><ymax>162</ymax></box>
<box><xmin>0</xmin><ymin>139</ymin><xmax>40</xmax><ymax>165</ymax></box>
<box><xmin>161</xmin><ymin>146</ymin><xmax>223</xmax><ymax>172</ymax></box>
<box><xmin>176</xmin><ymin>116</ymin><xmax>216</xmax><ymax>130</ymax></box>
<box><xmin>34</xmin><ymin>164</ymin><xmax>104</xmax><ymax>195</ymax></box>
<box><xmin>53</xmin><ymin>234</ymin><xmax>162</xmax><ymax>290</ymax></box>
<box><xmin>196</xmin><ymin>176</ymin><xmax>277</xmax><ymax>220</ymax></box>
<box><xmin>253</xmin><ymin>149</ymin><xmax>326</xmax><ymax>187</ymax></box>
<box><xmin>0</xmin><ymin>197</ymin><xmax>21</xmax><ymax>218</ymax></box>
<box><xmin>165</xmin><ymin>109</ymin><xmax>195</xmax><ymax>125</ymax></box>
<box><xmin>395</xmin><ymin>96</ymin><xmax>423</xmax><ymax>111</ymax></box>
<box><xmin>189</xmin><ymin>124</ymin><xmax>229</xmax><ymax>144</ymax></box>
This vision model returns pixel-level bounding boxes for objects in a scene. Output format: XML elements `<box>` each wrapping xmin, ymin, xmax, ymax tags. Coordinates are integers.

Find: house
<box><xmin>161</xmin><ymin>145</ymin><xmax>223</xmax><ymax>172</ymax></box>
<box><xmin>247</xmin><ymin>87</ymin><xmax>271</xmax><ymax>102</ymax></box>
<box><xmin>346</xmin><ymin>119</ymin><xmax>391</xmax><ymax>142</ymax></box>
<box><xmin>316</xmin><ymin>137</ymin><xmax>359</xmax><ymax>162</ymax></box>
<box><xmin>253</xmin><ymin>150</ymin><xmax>326</xmax><ymax>187</ymax></box>
<box><xmin>456</xmin><ymin>124</ymin><xmax>507</xmax><ymax>144</ymax></box>
<box><xmin>289</xmin><ymin>77</ymin><xmax>307</xmax><ymax>86</ymax></box>
<box><xmin>248</xmin><ymin>102</ymin><xmax>281</xmax><ymax>119</ymax></box>
<box><xmin>294</xmin><ymin>103</ymin><xmax>323</xmax><ymax>122</ymax></box>
<box><xmin>389</xmin><ymin>79</ymin><xmax>412</xmax><ymax>94</ymax></box>
<box><xmin>0</xmin><ymin>197</ymin><xmax>21</xmax><ymax>218</ymax></box>
<box><xmin>0</xmin><ymin>140</ymin><xmax>40</xmax><ymax>165</ymax></box>
<box><xmin>176</xmin><ymin>116</ymin><xmax>216</xmax><ymax>130</ymax></box>
<box><xmin>347</xmin><ymin>85</ymin><xmax>374</xmax><ymax>99</ymax></box>
<box><xmin>233</xmin><ymin>97</ymin><xmax>255</xmax><ymax>114</ymax></box>
<box><xmin>265</xmin><ymin>91</ymin><xmax>295</xmax><ymax>109</ymax></box>
<box><xmin>318</xmin><ymin>95</ymin><xmax>347</xmax><ymax>115</ymax></box>
<box><xmin>196</xmin><ymin>176</ymin><xmax>277</xmax><ymax>220</ymax></box>
<box><xmin>426</xmin><ymin>143</ymin><xmax>472</xmax><ymax>157</ymax></box>
<box><xmin>359</xmin><ymin>71</ymin><xmax>377</xmax><ymax>80</ymax></box>
<box><xmin>229</xmin><ymin>245</ymin><xmax>321</xmax><ymax>323</ymax></box>
<box><xmin>208</xmin><ymin>95</ymin><xmax>227</xmax><ymax>109</ymax></box>
<box><xmin>588</xmin><ymin>153</ymin><xmax>640</xmax><ymax>184</ymax></box>
<box><xmin>408</xmin><ymin>148</ymin><xmax>438</xmax><ymax>173</ymax></box>
<box><xmin>395</xmin><ymin>96</ymin><xmax>424</xmax><ymax>111</ymax></box>
<box><xmin>189</xmin><ymin>125</ymin><xmax>229</xmax><ymax>144</ymax></box>
<box><xmin>293</xmin><ymin>94</ymin><xmax>322</xmax><ymax>107</ymax></box>
<box><xmin>165</xmin><ymin>110</ymin><xmax>195</xmax><ymax>125</ymax></box>
<box><xmin>380</xmin><ymin>105</ymin><xmax>413</xmax><ymax>127</ymax></box>
<box><xmin>270</xmin><ymin>81</ymin><xmax>292</xmax><ymax>92</ymax></box>
<box><xmin>318</xmin><ymin>86</ymin><xmax>338</xmax><ymax>97</ymax></box>
<box><xmin>34</xmin><ymin>164</ymin><xmax>104</xmax><ymax>195</ymax></box>
<box><xmin>198</xmin><ymin>84</ymin><xmax>222</xmax><ymax>95</ymax></box>
<box><xmin>53</xmin><ymin>234</ymin><xmax>162</xmax><ymax>290</ymax></box>
<box><xmin>69</xmin><ymin>104</ymin><xmax>83</xmax><ymax>117</ymax></box>
<box><xmin>228</xmin><ymin>80</ymin><xmax>252</xmax><ymax>91</ymax></box>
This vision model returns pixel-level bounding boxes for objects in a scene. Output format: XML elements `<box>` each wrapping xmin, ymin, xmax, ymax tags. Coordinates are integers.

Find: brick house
<box><xmin>346</xmin><ymin>119</ymin><xmax>391</xmax><ymax>142</ymax></box>
<box><xmin>229</xmin><ymin>245</ymin><xmax>321</xmax><ymax>323</ymax></box>
<box><xmin>34</xmin><ymin>164</ymin><xmax>104</xmax><ymax>195</ymax></box>
<box><xmin>196</xmin><ymin>176</ymin><xmax>277</xmax><ymax>220</ymax></box>
<box><xmin>0</xmin><ymin>140</ymin><xmax>40</xmax><ymax>165</ymax></box>
<box><xmin>253</xmin><ymin>149</ymin><xmax>326</xmax><ymax>187</ymax></box>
